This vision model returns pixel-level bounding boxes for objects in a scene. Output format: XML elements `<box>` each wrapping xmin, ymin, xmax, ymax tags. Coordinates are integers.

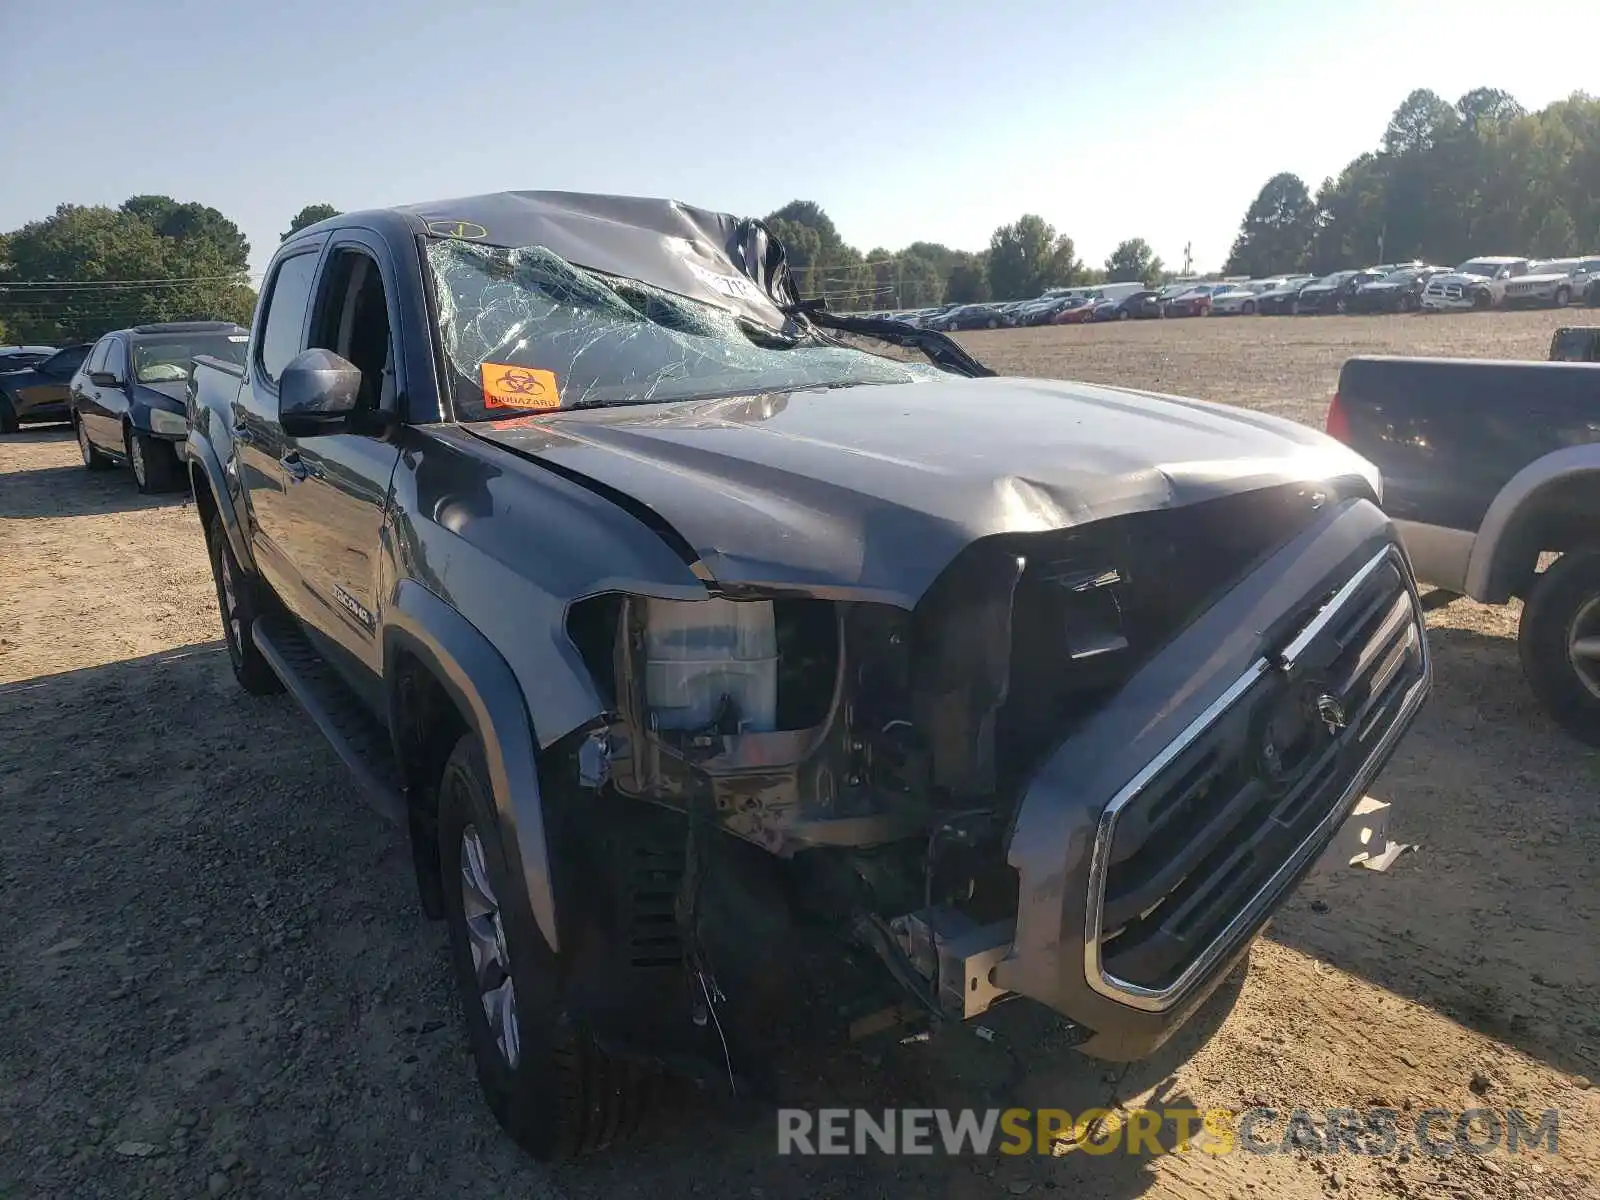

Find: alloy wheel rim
<box><xmin>460</xmin><ymin>823</ymin><xmax>520</xmax><ymax>1067</ymax></box>
<box><xmin>216</xmin><ymin>541</ymin><xmax>242</xmax><ymax>653</ymax></box>
<box><xmin>78</xmin><ymin>422</ymin><xmax>91</xmax><ymax>464</ymax></box>
<box><xmin>130</xmin><ymin>435</ymin><xmax>146</xmax><ymax>487</ymax></box>
<box><xmin>1566</xmin><ymin>597</ymin><xmax>1600</xmax><ymax>701</ymax></box>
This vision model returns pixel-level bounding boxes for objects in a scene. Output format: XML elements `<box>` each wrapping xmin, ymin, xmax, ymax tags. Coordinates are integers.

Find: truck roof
<box><xmin>299</xmin><ymin>190</ymin><xmax>802</xmax><ymax>331</ymax></box>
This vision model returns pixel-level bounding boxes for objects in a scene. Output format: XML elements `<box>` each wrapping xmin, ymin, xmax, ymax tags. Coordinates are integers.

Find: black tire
<box><xmin>1518</xmin><ymin>551</ymin><xmax>1600</xmax><ymax>747</ymax></box>
<box><xmin>985</xmin><ymin>318</ymin><xmax>998</xmax><ymax>329</ymax></box>
<box><xmin>1117</xmin><ymin>309</ymin><xmax>1130</xmax><ymax>320</ymax></box>
<box><xmin>1472</xmin><ymin>289</ymin><xmax>1492</xmax><ymax>310</ymax></box>
<box><xmin>1400</xmin><ymin>294</ymin><xmax>1418</xmax><ymax>313</ymax></box>
<box><xmin>1335</xmin><ymin>296</ymin><xmax>1348</xmax><ymax>314</ymax></box>
<box><xmin>76</xmin><ymin>415</ymin><xmax>114</xmax><ymax>471</ymax></box>
<box><xmin>1554</xmin><ymin>286</ymin><xmax>1571</xmax><ymax>308</ymax></box>
<box><xmin>1242</xmin><ymin>300</ymin><xmax>1256</xmax><ymax>315</ymax></box>
<box><xmin>1287</xmin><ymin>298</ymin><xmax>1299</xmax><ymax>316</ymax></box>
<box><xmin>126</xmin><ymin>426</ymin><xmax>182</xmax><ymax>494</ymax></box>
<box><xmin>205</xmin><ymin>510</ymin><xmax>283</xmax><ymax>695</ymax></box>
<box><xmin>439</xmin><ymin>734</ymin><xmax>657</xmax><ymax>1161</ymax></box>
<box><xmin>0</xmin><ymin>395</ymin><xmax>17</xmax><ymax>434</ymax></box>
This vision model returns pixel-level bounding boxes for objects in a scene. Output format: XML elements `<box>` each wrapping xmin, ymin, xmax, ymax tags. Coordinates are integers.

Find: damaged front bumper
<box><xmin>896</xmin><ymin>500</ymin><xmax>1430</xmax><ymax>1059</ymax></box>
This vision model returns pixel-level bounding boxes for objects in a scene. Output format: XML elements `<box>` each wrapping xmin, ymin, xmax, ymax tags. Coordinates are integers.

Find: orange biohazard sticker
<box><xmin>481</xmin><ymin>362</ymin><xmax>561</xmax><ymax>411</ymax></box>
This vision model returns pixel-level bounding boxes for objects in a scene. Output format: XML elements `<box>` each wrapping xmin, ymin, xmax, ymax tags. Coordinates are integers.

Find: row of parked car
<box><xmin>860</xmin><ymin>254</ymin><xmax>1600</xmax><ymax>332</ymax></box>
<box><xmin>0</xmin><ymin>323</ymin><xmax>249</xmax><ymax>493</ymax></box>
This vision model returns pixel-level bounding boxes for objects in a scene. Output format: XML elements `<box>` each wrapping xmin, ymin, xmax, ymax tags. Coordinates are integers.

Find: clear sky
<box><xmin>1</xmin><ymin>0</ymin><xmax>1593</xmax><ymax>280</ymax></box>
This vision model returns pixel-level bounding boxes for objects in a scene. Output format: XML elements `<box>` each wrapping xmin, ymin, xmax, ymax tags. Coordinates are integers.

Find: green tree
<box><xmin>1456</xmin><ymin>87</ymin><xmax>1524</xmax><ymax>129</ymax></box>
<box><xmin>985</xmin><ymin>215</ymin><xmax>1081</xmax><ymax>300</ymax></box>
<box><xmin>1223</xmin><ymin>173</ymin><xmax>1316</xmax><ymax>276</ymax></box>
<box><xmin>945</xmin><ymin>253</ymin><xmax>990</xmax><ymax>303</ymax></box>
<box><xmin>0</xmin><ymin>197</ymin><xmax>252</xmax><ymax>343</ymax></box>
<box><xmin>1104</xmin><ymin>238</ymin><xmax>1163</xmax><ymax>283</ymax></box>
<box><xmin>282</xmin><ymin>203</ymin><xmax>341</xmax><ymax>240</ymax></box>
<box><xmin>1383</xmin><ymin>88</ymin><xmax>1458</xmax><ymax>154</ymax></box>
<box><xmin>894</xmin><ymin>252</ymin><xmax>946</xmax><ymax>307</ymax></box>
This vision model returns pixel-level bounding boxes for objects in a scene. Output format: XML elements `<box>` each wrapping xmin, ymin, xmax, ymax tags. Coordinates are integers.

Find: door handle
<box><xmin>280</xmin><ymin>450</ymin><xmax>323</xmax><ymax>482</ymax></box>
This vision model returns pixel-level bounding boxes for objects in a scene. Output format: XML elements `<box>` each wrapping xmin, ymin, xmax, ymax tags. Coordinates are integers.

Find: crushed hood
<box><xmin>469</xmin><ymin>376</ymin><xmax>1379</xmax><ymax>607</ymax></box>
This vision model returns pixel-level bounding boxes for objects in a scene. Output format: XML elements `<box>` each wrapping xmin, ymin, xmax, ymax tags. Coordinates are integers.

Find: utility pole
<box><xmin>1182</xmin><ymin>242</ymin><xmax>1193</xmax><ymax>277</ymax></box>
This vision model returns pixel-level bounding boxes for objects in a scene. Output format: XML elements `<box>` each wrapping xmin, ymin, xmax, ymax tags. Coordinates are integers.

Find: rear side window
<box><xmin>85</xmin><ymin>339</ymin><xmax>111</xmax><ymax>375</ymax></box>
<box><xmin>258</xmin><ymin>252</ymin><xmax>320</xmax><ymax>385</ymax></box>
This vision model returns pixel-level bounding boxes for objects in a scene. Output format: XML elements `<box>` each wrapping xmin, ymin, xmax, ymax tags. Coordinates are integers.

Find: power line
<box><xmin>0</xmin><ymin>274</ymin><xmax>259</xmax><ymax>289</ymax></box>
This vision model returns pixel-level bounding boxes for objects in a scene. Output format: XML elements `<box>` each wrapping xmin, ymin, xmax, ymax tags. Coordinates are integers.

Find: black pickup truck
<box><xmin>1329</xmin><ymin>355</ymin><xmax>1600</xmax><ymax>742</ymax></box>
<box><xmin>185</xmin><ymin>191</ymin><xmax>1429</xmax><ymax>1159</ymax></box>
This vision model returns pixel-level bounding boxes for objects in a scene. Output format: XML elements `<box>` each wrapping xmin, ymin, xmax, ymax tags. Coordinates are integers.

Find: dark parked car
<box><xmin>1328</xmin><ymin>354</ymin><xmax>1599</xmax><ymax>741</ymax></box>
<box><xmin>1346</xmin><ymin>267</ymin><xmax>1446</xmax><ymax>314</ymax></box>
<box><xmin>185</xmin><ymin>190</ymin><xmax>1426</xmax><ymax>1161</ymax></box>
<box><xmin>1092</xmin><ymin>290</ymin><xmax>1163</xmax><ymax>320</ymax></box>
<box><xmin>1254</xmin><ymin>278</ymin><xmax>1313</xmax><ymax>315</ymax></box>
<box><xmin>0</xmin><ymin>343</ymin><xmax>91</xmax><ymax>431</ymax></box>
<box><xmin>1548</xmin><ymin>327</ymin><xmax>1600</xmax><ymax>362</ymax></box>
<box><xmin>0</xmin><ymin>345</ymin><xmax>57</xmax><ymax>373</ymax></box>
<box><xmin>70</xmin><ymin>321</ymin><xmax>249</xmax><ymax>493</ymax></box>
<box><xmin>1296</xmin><ymin>271</ymin><xmax>1383</xmax><ymax>314</ymax></box>
<box><xmin>939</xmin><ymin>302</ymin><xmax>1009</xmax><ymax>330</ymax></box>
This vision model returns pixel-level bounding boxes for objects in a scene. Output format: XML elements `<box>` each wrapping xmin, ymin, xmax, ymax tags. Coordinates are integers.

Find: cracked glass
<box><xmin>426</xmin><ymin>239</ymin><xmax>938</xmax><ymax>419</ymax></box>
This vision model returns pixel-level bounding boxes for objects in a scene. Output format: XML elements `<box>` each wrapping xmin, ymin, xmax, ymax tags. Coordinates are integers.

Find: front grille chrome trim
<box><xmin>1082</xmin><ymin>544</ymin><xmax>1430</xmax><ymax>1013</ymax></box>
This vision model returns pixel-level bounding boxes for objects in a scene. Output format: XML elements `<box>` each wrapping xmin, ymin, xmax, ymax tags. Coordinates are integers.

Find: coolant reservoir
<box><xmin>642</xmin><ymin>597</ymin><xmax>778</xmax><ymax>733</ymax></box>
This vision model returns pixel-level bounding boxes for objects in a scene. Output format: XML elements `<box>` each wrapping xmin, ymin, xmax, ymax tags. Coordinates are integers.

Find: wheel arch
<box><xmin>185</xmin><ymin>435</ymin><xmax>257</xmax><ymax>575</ymax></box>
<box><xmin>383</xmin><ymin>579</ymin><xmax>561</xmax><ymax>954</ymax></box>
<box><xmin>1465</xmin><ymin>447</ymin><xmax>1600</xmax><ymax>603</ymax></box>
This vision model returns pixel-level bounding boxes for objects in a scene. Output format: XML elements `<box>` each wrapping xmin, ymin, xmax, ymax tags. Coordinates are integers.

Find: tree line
<box><xmin>1224</xmin><ymin>88</ymin><xmax>1600</xmax><ymax>277</ymax></box>
<box><xmin>766</xmin><ymin>200</ymin><xmax>1162</xmax><ymax>310</ymax></box>
<box><xmin>0</xmin><ymin>203</ymin><xmax>339</xmax><ymax>345</ymax></box>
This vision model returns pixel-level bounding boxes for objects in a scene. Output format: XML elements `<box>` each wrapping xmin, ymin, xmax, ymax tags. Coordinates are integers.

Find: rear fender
<box><xmin>1464</xmin><ymin>445</ymin><xmax>1600</xmax><ymax>603</ymax></box>
<box><xmin>186</xmin><ymin>433</ymin><xmax>257</xmax><ymax>575</ymax></box>
<box><xmin>382</xmin><ymin>579</ymin><xmax>560</xmax><ymax>954</ymax></box>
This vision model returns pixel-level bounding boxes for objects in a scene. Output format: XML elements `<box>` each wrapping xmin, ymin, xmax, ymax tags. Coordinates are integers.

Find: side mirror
<box><xmin>88</xmin><ymin>371</ymin><xmax>122</xmax><ymax>388</ymax></box>
<box><xmin>279</xmin><ymin>348</ymin><xmax>363</xmax><ymax>438</ymax></box>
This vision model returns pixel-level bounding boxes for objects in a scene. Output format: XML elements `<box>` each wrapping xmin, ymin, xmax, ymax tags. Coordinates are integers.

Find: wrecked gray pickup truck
<box><xmin>184</xmin><ymin>191</ymin><xmax>1430</xmax><ymax>1159</ymax></box>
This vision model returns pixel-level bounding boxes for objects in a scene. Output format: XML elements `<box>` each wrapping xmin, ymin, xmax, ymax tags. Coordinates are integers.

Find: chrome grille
<box><xmin>1083</xmin><ymin>544</ymin><xmax>1430</xmax><ymax>1011</ymax></box>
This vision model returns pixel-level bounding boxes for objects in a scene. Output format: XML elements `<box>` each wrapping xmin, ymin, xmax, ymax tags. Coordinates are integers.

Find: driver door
<box><xmin>274</xmin><ymin>233</ymin><xmax>404</xmax><ymax>707</ymax></box>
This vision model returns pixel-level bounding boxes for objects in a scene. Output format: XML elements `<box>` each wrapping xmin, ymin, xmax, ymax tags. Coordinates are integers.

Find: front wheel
<box><xmin>440</xmin><ymin>734</ymin><xmax>658</xmax><ymax>1160</ymax></box>
<box><xmin>1287</xmin><ymin>298</ymin><xmax>1299</xmax><ymax>316</ymax></box>
<box><xmin>1335</xmin><ymin>296</ymin><xmax>1348</xmax><ymax>314</ymax></box>
<box><xmin>1472</xmin><ymin>289</ymin><xmax>1492</xmax><ymax>310</ymax></box>
<box><xmin>1117</xmin><ymin>309</ymin><xmax>1130</xmax><ymax>320</ymax></box>
<box><xmin>985</xmin><ymin>318</ymin><xmax>998</xmax><ymax>329</ymax></box>
<box><xmin>1519</xmin><ymin>551</ymin><xmax>1600</xmax><ymax>747</ymax></box>
<box><xmin>206</xmin><ymin>510</ymin><xmax>283</xmax><ymax>695</ymax></box>
<box><xmin>1242</xmin><ymin>300</ymin><xmax>1256</xmax><ymax>315</ymax></box>
<box><xmin>127</xmin><ymin>427</ymin><xmax>181</xmax><ymax>494</ymax></box>
<box><xmin>1554</xmin><ymin>286</ymin><xmax>1571</xmax><ymax>308</ymax></box>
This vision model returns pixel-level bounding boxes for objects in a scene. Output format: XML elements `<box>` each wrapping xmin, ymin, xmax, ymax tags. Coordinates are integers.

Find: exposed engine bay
<box><xmin>552</xmin><ymin>481</ymin><xmax>1354</xmax><ymax>1082</ymax></box>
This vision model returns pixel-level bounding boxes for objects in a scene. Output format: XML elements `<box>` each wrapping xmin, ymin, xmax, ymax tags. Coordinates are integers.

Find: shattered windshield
<box><xmin>426</xmin><ymin>239</ymin><xmax>939</xmax><ymax>418</ymax></box>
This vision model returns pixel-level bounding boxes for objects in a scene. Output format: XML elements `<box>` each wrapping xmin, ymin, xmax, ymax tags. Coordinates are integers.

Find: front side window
<box><xmin>426</xmin><ymin>239</ymin><xmax>937</xmax><ymax>420</ymax></box>
<box><xmin>103</xmin><ymin>339</ymin><xmax>127</xmax><ymax>383</ymax></box>
<box><xmin>43</xmin><ymin>345</ymin><xmax>88</xmax><ymax>376</ymax></box>
<box><xmin>258</xmin><ymin>252</ymin><xmax>321</xmax><ymax>384</ymax></box>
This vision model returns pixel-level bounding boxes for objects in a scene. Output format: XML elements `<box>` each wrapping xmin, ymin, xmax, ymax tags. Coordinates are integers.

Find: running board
<box><xmin>252</xmin><ymin>615</ymin><xmax>406</xmax><ymax>826</ymax></box>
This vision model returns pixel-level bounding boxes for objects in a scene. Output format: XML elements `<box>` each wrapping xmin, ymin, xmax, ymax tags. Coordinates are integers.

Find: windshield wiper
<box><xmin>783</xmin><ymin>301</ymin><xmax>996</xmax><ymax>378</ymax></box>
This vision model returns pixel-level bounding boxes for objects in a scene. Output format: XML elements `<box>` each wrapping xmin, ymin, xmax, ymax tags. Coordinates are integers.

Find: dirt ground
<box><xmin>2</xmin><ymin>308</ymin><xmax>1597</xmax><ymax>1200</ymax></box>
